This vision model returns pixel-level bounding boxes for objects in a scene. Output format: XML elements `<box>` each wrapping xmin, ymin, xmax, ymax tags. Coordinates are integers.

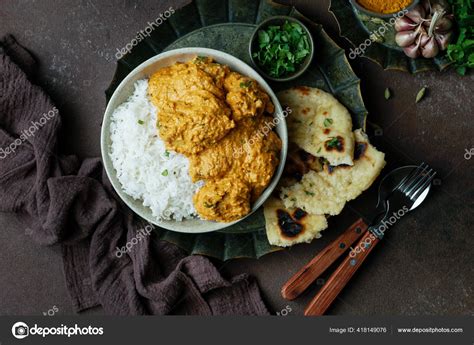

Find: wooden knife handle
<box><xmin>281</xmin><ymin>218</ymin><xmax>368</xmax><ymax>300</ymax></box>
<box><xmin>304</xmin><ymin>230</ymin><xmax>380</xmax><ymax>316</ymax></box>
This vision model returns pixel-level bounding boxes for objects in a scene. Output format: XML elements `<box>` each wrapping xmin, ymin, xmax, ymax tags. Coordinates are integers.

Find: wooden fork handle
<box><xmin>281</xmin><ymin>218</ymin><xmax>368</xmax><ymax>300</ymax></box>
<box><xmin>304</xmin><ymin>230</ymin><xmax>380</xmax><ymax>316</ymax></box>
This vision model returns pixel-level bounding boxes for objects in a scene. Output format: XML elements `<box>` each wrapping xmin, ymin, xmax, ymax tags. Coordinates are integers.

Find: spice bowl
<box><xmin>349</xmin><ymin>0</ymin><xmax>420</xmax><ymax>18</ymax></box>
<box><xmin>249</xmin><ymin>16</ymin><xmax>314</xmax><ymax>82</ymax></box>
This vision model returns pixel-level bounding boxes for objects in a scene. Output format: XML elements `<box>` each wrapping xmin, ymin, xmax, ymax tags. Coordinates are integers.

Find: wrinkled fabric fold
<box><xmin>0</xmin><ymin>35</ymin><xmax>269</xmax><ymax>315</ymax></box>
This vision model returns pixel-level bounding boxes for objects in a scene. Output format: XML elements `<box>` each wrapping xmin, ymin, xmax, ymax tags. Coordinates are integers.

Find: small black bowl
<box><xmin>249</xmin><ymin>16</ymin><xmax>314</xmax><ymax>82</ymax></box>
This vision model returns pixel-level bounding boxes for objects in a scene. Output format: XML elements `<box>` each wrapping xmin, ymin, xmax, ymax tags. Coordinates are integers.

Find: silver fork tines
<box><xmin>397</xmin><ymin>163</ymin><xmax>428</xmax><ymax>192</ymax></box>
<box><xmin>411</xmin><ymin>170</ymin><xmax>436</xmax><ymax>200</ymax></box>
<box><xmin>398</xmin><ymin>163</ymin><xmax>436</xmax><ymax>201</ymax></box>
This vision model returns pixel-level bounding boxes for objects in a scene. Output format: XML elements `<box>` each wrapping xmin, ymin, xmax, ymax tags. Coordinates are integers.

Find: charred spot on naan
<box><xmin>324</xmin><ymin>141</ymin><xmax>369</xmax><ymax>174</ymax></box>
<box><xmin>283</xmin><ymin>145</ymin><xmax>322</xmax><ymax>182</ymax></box>
<box><xmin>276</xmin><ymin>208</ymin><xmax>308</xmax><ymax>238</ymax></box>
<box><xmin>263</xmin><ymin>197</ymin><xmax>328</xmax><ymax>247</ymax></box>
<box><xmin>324</xmin><ymin>136</ymin><xmax>345</xmax><ymax>152</ymax></box>
<box><xmin>354</xmin><ymin>142</ymin><xmax>368</xmax><ymax>160</ymax></box>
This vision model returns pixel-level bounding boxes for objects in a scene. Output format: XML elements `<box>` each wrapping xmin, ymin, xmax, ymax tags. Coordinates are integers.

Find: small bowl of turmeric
<box><xmin>350</xmin><ymin>0</ymin><xmax>419</xmax><ymax>18</ymax></box>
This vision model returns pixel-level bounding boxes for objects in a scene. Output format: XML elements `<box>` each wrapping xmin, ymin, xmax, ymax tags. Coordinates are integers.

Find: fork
<box><xmin>304</xmin><ymin>163</ymin><xmax>436</xmax><ymax>316</ymax></box>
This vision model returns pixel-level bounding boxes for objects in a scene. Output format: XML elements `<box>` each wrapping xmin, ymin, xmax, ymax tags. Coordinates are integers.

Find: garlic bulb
<box><xmin>395</xmin><ymin>0</ymin><xmax>454</xmax><ymax>58</ymax></box>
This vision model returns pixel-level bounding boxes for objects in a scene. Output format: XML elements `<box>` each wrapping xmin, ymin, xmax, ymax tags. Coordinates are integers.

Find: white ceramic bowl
<box><xmin>101</xmin><ymin>48</ymin><xmax>288</xmax><ymax>233</ymax></box>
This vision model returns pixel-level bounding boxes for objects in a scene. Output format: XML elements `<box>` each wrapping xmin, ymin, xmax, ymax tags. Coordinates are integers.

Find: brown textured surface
<box><xmin>1</xmin><ymin>0</ymin><xmax>472</xmax><ymax>315</ymax></box>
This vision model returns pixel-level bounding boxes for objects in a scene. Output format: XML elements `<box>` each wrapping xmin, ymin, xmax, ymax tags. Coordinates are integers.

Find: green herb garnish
<box><xmin>240</xmin><ymin>80</ymin><xmax>252</xmax><ymax>88</ymax></box>
<box><xmin>252</xmin><ymin>20</ymin><xmax>311</xmax><ymax>78</ymax></box>
<box><xmin>138</xmin><ymin>119</ymin><xmax>144</xmax><ymax>125</ymax></box>
<box><xmin>161</xmin><ymin>169</ymin><xmax>169</xmax><ymax>176</ymax></box>
<box><xmin>164</xmin><ymin>150</ymin><xmax>170</xmax><ymax>157</ymax></box>
<box><xmin>326</xmin><ymin>137</ymin><xmax>340</xmax><ymax>148</ymax></box>
<box><xmin>446</xmin><ymin>0</ymin><xmax>474</xmax><ymax>75</ymax></box>
<box><xmin>305</xmin><ymin>191</ymin><xmax>315</xmax><ymax>196</ymax></box>
<box><xmin>323</xmin><ymin>118</ymin><xmax>333</xmax><ymax>127</ymax></box>
<box><xmin>194</xmin><ymin>55</ymin><xmax>207</xmax><ymax>63</ymax></box>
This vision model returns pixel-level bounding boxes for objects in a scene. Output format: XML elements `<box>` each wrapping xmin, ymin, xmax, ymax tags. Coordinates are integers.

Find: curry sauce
<box><xmin>148</xmin><ymin>57</ymin><xmax>281</xmax><ymax>222</ymax></box>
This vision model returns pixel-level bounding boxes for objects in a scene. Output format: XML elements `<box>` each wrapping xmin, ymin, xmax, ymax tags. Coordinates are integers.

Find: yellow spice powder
<box><xmin>357</xmin><ymin>0</ymin><xmax>413</xmax><ymax>14</ymax></box>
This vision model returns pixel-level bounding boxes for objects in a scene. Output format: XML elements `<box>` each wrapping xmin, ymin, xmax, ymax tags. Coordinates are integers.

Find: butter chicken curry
<box><xmin>148</xmin><ymin>56</ymin><xmax>281</xmax><ymax>222</ymax></box>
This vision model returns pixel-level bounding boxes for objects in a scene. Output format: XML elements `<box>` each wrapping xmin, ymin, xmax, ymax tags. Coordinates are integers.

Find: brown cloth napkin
<box><xmin>0</xmin><ymin>35</ymin><xmax>270</xmax><ymax>315</ymax></box>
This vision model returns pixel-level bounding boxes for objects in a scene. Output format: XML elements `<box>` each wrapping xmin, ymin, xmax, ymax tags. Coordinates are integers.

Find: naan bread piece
<box><xmin>278</xmin><ymin>86</ymin><xmax>354</xmax><ymax>166</ymax></box>
<box><xmin>264</xmin><ymin>197</ymin><xmax>327</xmax><ymax>247</ymax></box>
<box><xmin>280</xmin><ymin>129</ymin><xmax>386</xmax><ymax>215</ymax></box>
